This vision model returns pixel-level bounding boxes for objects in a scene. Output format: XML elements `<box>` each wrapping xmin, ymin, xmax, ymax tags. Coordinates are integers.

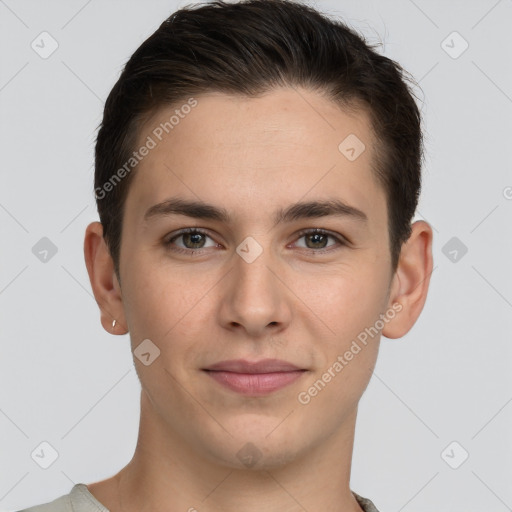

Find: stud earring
<box><xmin>112</xmin><ymin>319</ymin><xmax>117</xmax><ymax>330</ymax></box>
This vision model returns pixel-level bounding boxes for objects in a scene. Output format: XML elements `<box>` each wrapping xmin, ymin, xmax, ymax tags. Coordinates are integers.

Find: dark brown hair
<box><xmin>94</xmin><ymin>0</ymin><xmax>424</xmax><ymax>280</ymax></box>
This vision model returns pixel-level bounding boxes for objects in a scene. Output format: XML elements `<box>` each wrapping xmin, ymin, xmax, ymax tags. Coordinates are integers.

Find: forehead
<box><xmin>125</xmin><ymin>87</ymin><xmax>385</xmax><ymax>229</ymax></box>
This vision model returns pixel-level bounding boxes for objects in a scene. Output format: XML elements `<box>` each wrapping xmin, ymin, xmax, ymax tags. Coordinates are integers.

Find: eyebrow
<box><xmin>143</xmin><ymin>197</ymin><xmax>368</xmax><ymax>226</ymax></box>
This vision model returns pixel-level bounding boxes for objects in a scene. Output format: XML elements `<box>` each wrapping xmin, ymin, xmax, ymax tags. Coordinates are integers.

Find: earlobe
<box><xmin>382</xmin><ymin>220</ymin><xmax>434</xmax><ymax>339</ymax></box>
<box><xmin>84</xmin><ymin>221</ymin><xmax>128</xmax><ymax>335</ymax></box>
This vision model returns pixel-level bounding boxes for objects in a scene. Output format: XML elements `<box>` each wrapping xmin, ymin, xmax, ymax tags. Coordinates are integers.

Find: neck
<box><xmin>99</xmin><ymin>391</ymin><xmax>364</xmax><ymax>512</ymax></box>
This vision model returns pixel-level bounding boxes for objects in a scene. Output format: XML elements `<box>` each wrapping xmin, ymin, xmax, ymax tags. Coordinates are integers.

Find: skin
<box><xmin>84</xmin><ymin>86</ymin><xmax>433</xmax><ymax>512</ymax></box>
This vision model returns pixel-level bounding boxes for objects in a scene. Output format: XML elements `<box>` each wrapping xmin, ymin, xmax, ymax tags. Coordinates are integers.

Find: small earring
<box><xmin>112</xmin><ymin>319</ymin><xmax>117</xmax><ymax>330</ymax></box>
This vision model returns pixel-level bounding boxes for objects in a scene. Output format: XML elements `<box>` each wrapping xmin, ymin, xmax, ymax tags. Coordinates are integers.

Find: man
<box><xmin>19</xmin><ymin>0</ymin><xmax>432</xmax><ymax>510</ymax></box>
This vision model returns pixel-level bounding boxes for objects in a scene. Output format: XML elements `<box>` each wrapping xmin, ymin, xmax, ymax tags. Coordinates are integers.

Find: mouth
<box><xmin>202</xmin><ymin>359</ymin><xmax>308</xmax><ymax>396</ymax></box>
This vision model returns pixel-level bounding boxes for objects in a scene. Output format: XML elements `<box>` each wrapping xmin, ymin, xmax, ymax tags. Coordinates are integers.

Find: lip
<box><xmin>205</xmin><ymin>358</ymin><xmax>302</xmax><ymax>373</ymax></box>
<box><xmin>203</xmin><ymin>359</ymin><xmax>307</xmax><ymax>396</ymax></box>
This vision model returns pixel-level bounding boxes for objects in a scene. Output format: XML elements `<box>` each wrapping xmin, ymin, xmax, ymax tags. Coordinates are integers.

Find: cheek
<box><xmin>293</xmin><ymin>271</ymin><xmax>385</xmax><ymax>420</ymax></box>
<box><xmin>294</xmin><ymin>261</ymin><xmax>389</xmax><ymax>339</ymax></box>
<box><xmin>120</xmin><ymin>253</ymin><xmax>181</xmax><ymax>340</ymax></box>
<box><xmin>121</xmin><ymin>254</ymin><xmax>218</xmax><ymax>357</ymax></box>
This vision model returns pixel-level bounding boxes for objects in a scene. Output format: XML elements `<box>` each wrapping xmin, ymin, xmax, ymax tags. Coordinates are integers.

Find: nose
<box><xmin>216</xmin><ymin>241</ymin><xmax>292</xmax><ymax>339</ymax></box>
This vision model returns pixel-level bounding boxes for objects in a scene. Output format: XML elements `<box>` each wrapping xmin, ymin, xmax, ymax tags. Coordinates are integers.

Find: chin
<box><xmin>200</xmin><ymin>424</ymin><xmax>308</xmax><ymax>471</ymax></box>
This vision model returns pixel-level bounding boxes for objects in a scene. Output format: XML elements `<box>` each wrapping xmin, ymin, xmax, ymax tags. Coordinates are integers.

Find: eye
<box><xmin>163</xmin><ymin>227</ymin><xmax>347</xmax><ymax>256</ymax></box>
<box><xmin>164</xmin><ymin>228</ymin><xmax>218</xmax><ymax>254</ymax></box>
<box><xmin>292</xmin><ymin>228</ymin><xmax>346</xmax><ymax>253</ymax></box>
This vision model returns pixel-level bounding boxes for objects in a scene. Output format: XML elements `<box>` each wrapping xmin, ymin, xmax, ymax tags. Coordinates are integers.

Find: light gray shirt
<box><xmin>17</xmin><ymin>484</ymin><xmax>380</xmax><ymax>511</ymax></box>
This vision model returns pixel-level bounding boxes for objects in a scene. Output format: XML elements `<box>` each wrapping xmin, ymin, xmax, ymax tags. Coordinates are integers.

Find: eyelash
<box><xmin>163</xmin><ymin>227</ymin><xmax>347</xmax><ymax>255</ymax></box>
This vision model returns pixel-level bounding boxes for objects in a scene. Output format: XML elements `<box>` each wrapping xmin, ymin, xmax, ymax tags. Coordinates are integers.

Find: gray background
<box><xmin>1</xmin><ymin>0</ymin><xmax>511</xmax><ymax>510</ymax></box>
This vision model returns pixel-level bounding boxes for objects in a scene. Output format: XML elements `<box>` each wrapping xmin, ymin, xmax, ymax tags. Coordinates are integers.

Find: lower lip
<box><xmin>204</xmin><ymin>370</ymin><xmax>306</xmax><ymax>395</ymax></box>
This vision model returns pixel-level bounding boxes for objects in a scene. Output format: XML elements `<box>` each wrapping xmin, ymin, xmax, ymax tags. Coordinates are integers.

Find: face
<box><xmin>117</xmin><ymin>87</ymin><xmax>395</xmax><ymax>468</ymax></box>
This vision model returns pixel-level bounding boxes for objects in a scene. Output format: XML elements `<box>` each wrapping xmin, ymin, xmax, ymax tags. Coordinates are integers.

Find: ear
<box><xmin>84</xmin><ymin>221</ymin><xmax>128</xmax><ymax>335</ymax></box>
<box><xmin>382</xmin><ymin>220</ymin><xmax>434</xmax><ymax>339</ymax></box>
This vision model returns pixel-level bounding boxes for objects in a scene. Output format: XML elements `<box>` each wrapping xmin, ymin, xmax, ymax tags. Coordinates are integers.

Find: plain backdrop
<box><xmin>1</xmin><ymin>1</ymin><xmax>511</xmax><ymax>511</ymax></box>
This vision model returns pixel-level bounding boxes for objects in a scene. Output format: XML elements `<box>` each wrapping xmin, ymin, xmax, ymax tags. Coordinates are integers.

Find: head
<box><xmin>85</xmin><ymin>0</ymin><xmax>432</xmax><ymax>471</ymax></box>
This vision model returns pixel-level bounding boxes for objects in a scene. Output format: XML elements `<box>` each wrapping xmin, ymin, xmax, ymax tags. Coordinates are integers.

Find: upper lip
<box><xmin>203</xmin><ymin>359</ymin><xmax>304</xmax><ymax>373</ymax></box>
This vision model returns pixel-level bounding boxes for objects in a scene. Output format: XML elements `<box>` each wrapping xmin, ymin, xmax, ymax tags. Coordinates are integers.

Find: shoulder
<box><xmin>15</xmin><ymin>484</ymin><xmax>108</xmax><ymax>512</ymax></box>
<box><xmin>353</xmin><ymin>491</ymin><xmax>381</xmax><ymax>512</ymax></box>
<box><xmin>15</xmin><ymin>493</ymin><xmax>71</xmax><ymax>512</ymax></box>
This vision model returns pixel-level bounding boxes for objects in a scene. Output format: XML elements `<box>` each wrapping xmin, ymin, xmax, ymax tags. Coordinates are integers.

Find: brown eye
<box><xmin>164</xmin><ymin>228</ymin><xmax>217</xmax><ymax>253</ymax></box>
<box><xmin>180</xmin><ymin>232</ymin><xmax>207</xmax><ymax>249</ymax></box>
<box><xmin>304</xmin><ymin>232</ymin><xmax>329</xmax><ymax>249</ymax></box>
<box><xmin>293</xmin><ymin>229</ymin><xmax>346</xmax><ymax>252</ymax></box>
